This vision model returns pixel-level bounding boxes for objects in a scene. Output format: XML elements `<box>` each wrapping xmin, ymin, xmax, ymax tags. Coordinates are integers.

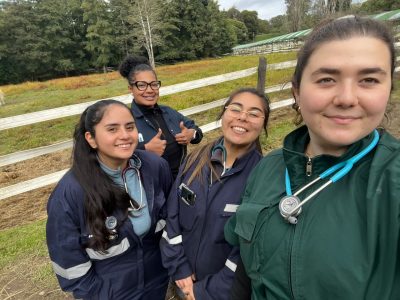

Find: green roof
<box><xmin>233</xmin><ymin>9</ymin><xmax>400</xmax><ymax>51</ymax></box>
<box><xmin>371</xmin><ymin>9</ymin><xmax>400</xmax><ymax>21</ymax></box>
<box><xmin>233</xmin><ymin>29</ymin><xmax>312</xmax><ymax>50</ymax></box>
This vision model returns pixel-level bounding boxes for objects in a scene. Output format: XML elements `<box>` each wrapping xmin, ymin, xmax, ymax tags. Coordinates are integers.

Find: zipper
<box><xmin>306</xmin><ymin>157</ymin><xmax>312</xmax><ymax>177</ymax></box>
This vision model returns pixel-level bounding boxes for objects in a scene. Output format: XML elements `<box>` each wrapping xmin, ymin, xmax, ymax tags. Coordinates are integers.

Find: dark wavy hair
<box><xmin>119</xmin><ymin>55</ymin><xmax>156</xmax><ymax>85</ymax></box>
<box><xmin>183</xmin><ymin>88</ymin><xmax>270</xmax><ymax>185</ymax></box>
<box><xmin>72</xmin><ymin>99</ymin><xmax>137</xmax><ymax>251</ymax></box>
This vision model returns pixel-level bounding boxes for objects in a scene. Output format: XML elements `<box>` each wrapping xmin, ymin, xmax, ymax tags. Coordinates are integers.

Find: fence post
<box><xmin>257</xmin><ymin>56</ymin><xmax>267</xmax><ymax>94</ymax></box>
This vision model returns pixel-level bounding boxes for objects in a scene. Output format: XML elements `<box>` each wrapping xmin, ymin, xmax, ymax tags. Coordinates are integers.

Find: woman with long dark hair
<box><xmin>160</xmin><ymin>88</ymin><xmax>270</xmax><ymax>299</ymax></box>
<box><xmin>46</xmin><ymin>99</ymin><xmax>173</xmax><ymax>299</ymax></box>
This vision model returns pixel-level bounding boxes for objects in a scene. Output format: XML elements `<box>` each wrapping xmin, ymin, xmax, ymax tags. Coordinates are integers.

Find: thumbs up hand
<box><xmin>145</xmin><ymin>129</ymin><xmax>167</xmax><ymax>156</ymax></box>
<box><xmin>175</xmin><ymin>122</ymin><xmax>195</xmax><ymax>145</ymax></box>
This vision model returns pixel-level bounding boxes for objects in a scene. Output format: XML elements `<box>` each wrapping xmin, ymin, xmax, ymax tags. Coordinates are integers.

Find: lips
<box><xmin>328</xmin><ymin>115</ymin><xmax>360</xmax><ymax>125</ymax></box>
<box><xmin>116</xmin><ymin>143</ymin><xmax>132</xmax><ymax>149</ymax></box>
<box><xmin>232</xmin><ymin>126</ymin><xmax>247</xmax><ymax>133</ymax></box>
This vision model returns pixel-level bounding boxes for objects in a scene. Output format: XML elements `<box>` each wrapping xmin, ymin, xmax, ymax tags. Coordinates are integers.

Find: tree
<box><xmin>82</xmin><ymin>0</ymin><xmax>114</xmax><ymax>72</ymax></box>
<box><xmin>359</xmin><ymin>0</ymin><xmax>400</xmax><ymax>12</ymax></box>
<box><xmin>285</xmin><ymin>0</ymin><xmax>311</xmax><ymax>32</ymax></box>
<box><xmin>226</xmin><ymin>18</ymin><xmax>249</xmax><ymax>44</ymax></box>
<box><xmin>240</xmin><ymin>10</ymin><xmax>259</xmax><ymax>40</ymax></box>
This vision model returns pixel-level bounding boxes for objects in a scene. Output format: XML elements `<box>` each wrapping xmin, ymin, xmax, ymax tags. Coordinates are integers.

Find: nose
<box><xmin>333</xmin><ymin>81</ymin><xmax>358</xmax><ymax>107</ymax></box>
<box><xmin>120</xmin><ymin>128</ymin><xmax>131</xmax><ymax>139</ymax></box>
<box><xmin>237</xmin><ymin>111</ymin><xmax>249</xmax><ymax>121</ymax></box>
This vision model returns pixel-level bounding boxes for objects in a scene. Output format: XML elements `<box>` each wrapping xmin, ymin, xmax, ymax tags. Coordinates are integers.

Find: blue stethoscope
<box><xmin>279</xmin><ymin>130</ymin><xmax>379</xmax><ymax>225</ymax></box>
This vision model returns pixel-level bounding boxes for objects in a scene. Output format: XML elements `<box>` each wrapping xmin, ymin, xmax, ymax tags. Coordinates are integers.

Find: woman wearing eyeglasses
<box><xmin>46</xmin><ymin>100</ymin><xmax>173</xmax><ymax>299</ymax></box>
<box><xmin>160</xmin><ymin>88</ymin><xmax>270</xmax><ymax>299</ymax></box>
<box><xmin>119</xmin><ymin>56</ymin><xmax>203</xmax><ymax>179</ymax></box>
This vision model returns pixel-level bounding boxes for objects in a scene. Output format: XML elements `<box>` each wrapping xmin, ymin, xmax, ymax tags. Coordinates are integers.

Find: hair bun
<box><xmin>119</xmin><ymin>55</ymin><xmax>150</xmax><ymax>79</ymax></box>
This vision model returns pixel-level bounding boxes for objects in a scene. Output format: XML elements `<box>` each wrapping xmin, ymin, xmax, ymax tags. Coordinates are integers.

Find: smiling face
<box><xmin>85</xmin><ymin>104</ymin><xmax>138</xmax><ymax>169</ymax></box>
<box><xmin>294</xmin><ymin>37</ymin><xmax>392</xmax><ymax>156</ymax></box>
<box><xmin>129</xmin><ymin>70</ymin><xmax>159</xmax><ymax>107</ymax></box>
<box><xmin>221</xmin><ymin>91</ymin><xmax>265</xmax><ymax>151</ymax></box>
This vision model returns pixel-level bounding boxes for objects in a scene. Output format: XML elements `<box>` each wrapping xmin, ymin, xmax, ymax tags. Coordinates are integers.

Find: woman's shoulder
<box><xmin>48</xmin><ymin>170</ymin><xmax>85</xmax><ymax>209</ymax></box>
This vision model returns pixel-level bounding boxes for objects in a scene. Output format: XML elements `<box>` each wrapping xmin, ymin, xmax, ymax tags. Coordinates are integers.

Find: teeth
<box><xmin>117</xmin><ymin>144</ymin><xmax>131</xmax><ymax>148</ymax></box>
<box><xmin>232</xmin><ymin>126</ymin><xmax>246</xmax><ymax>132</ymax></box>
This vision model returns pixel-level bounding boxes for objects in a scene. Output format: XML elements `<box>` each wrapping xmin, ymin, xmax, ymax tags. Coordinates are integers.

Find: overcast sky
<box><xmin>217</xmin><ymin>0</ymin><xmax>367</xmax><ymax>20</ymax></box>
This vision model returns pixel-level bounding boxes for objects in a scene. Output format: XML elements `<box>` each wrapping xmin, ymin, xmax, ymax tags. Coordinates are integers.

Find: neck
<box><xmin>224</xmin><ymin>141</ymin><xmax>253</xmax><ymax>168</ymax></box>
<box><xmin>305</xmin><ymin>142</ymin><xmax>348</xmax><ymax>158</ymax></box>
<box><xmin>98</xmin><ymin>154</ymin><xmax>128</xmax><ymax>171</ymax></box>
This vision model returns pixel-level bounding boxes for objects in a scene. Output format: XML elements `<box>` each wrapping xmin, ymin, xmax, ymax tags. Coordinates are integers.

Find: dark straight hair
<box><xmin>72</xmin><ymin>99</ymin><xmax>136</xmax><ymax>251</ymax></box>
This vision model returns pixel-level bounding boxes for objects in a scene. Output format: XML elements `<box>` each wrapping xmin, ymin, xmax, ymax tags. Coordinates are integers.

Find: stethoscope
<box><xmin>279</xmin><ymin>130</ymin><xmax>379</xmax><ymax>225</ymax></box>
<box><xmin>104</xmin><ymin>162</ymin><xmax>145</xmax><ymax>239</ymax></box>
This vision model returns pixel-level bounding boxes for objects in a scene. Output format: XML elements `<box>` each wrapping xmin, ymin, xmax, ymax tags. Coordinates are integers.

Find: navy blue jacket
<box><xmin>46</xmin><ymin>150</ymin><xmax>173</xmax><ymax>300</ymax></box>
<box><xmin>131</xmin><ymin>100</ymin><xmax>203</xmax><ymax>155</ymax></box>
<box><xmin>160</xmin><ymin>142</ymin><xmax>262</xmax><ymax>300</ymax></box>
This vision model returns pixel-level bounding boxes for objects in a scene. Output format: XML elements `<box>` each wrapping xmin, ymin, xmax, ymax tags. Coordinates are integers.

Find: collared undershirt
<box><xmin>99</xmin><ymin>159</ymin><xmax>151</xmax><ymax>237</ymax></box>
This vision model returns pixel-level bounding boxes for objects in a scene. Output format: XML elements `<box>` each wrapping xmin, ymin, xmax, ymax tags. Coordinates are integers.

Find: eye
<box><xmin>136</xmin><ymin>82</ymin><xmax>147</xmax><ymax>89</ymax></box>
<box><xmin>150</xmin><ymin>81</ymin><xmax>161</xmax><ymax>89</ymax></box>
<box><xmin>126</xmin><ymin>124</ymin><xmax>136</xmax><ymax>131</ymax></box>
<box><xmin>316</xmin><ymin>77</ymin><xmax>335</xmax><ymax>84</ymax></box>
<box><xmin>360</xmin><ymin>77</ymin><xmax>379</xmax><ymax>85</ymax></box>
<box><xmin>248</xmin><ymin>110</ymin><xmax>263</xmax><ymax>118</ymax></box>
<box><xmin>228</xmin><ymin>105</ymin><xmax>242</xmax><ymax>113</ymax></box>
<box><xmin>107</xmin><ymin>127</ymin><xmax>117</xmax><ymax>132</ymax></box>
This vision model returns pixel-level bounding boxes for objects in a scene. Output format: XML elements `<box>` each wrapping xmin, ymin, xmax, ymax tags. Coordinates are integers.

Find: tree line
<box><xmin>0</xmin><ymin>0</ymin><xmax>268</xmax><ymax>85</ymax></box>
<box><xmin>0</xmin><ymin>0</ymin><xmax>397</xmax><ymax>85</ymax></box>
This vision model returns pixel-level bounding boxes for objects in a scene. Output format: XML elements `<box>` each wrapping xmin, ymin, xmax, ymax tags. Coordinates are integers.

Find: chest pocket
<box><xmin>235</xmin><ymin>202</ymin><xmax>271</xmax><ymax>274</ymax></box>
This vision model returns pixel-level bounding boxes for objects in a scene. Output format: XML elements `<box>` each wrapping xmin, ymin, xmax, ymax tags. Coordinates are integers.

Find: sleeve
<box><xmin>158</xmin><ymin>157</ymin><xmax>174</xmax><ymax>220</ymax></box>
<box><xmin>193</xmin><ymin>246</ymin><xmax>240</xmax><ymax>300</ymax></box>
<box><xmin>224</xmin><ymin>213</ymin><xmax>240</xmax><ymax>246</ymax></box>
<box><xmin>160</xmin><ymin>169</ymin><xmax>193</xmax><ymax>281</ymax></box>
<box><xmin>230</xmin><ymin>258</ymin><xmax>252</xmax><ymax>300</ymax></box>
<box><xmin>178</xmin><ymin>111</ymin><xmax>203</xmax><ymax>144</ymax></box>
<box><xmin>46</xmin><ymin>185</ymin><xmax>102</xmax><ymax>299</ymax></box>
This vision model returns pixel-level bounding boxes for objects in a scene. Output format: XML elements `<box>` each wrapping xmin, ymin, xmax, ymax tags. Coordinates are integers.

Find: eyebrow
<box><xmin>311</xmin><ymin>67</ymin><xmax>387</xmax><ymax>76</ymax></box>
<box><xmin>105</xmin><ymin>121</ymin><xmax>135</xmax><ymax>127</ymax></box>
<box><xmin>230</xmin><ymin>102</ymin><xmax>263</xmax><ymax>111</ymax></box>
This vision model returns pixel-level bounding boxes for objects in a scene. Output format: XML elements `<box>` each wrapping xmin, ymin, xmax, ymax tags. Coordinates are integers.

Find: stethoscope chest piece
<box><xmin>105</xmin><ymin>216</ymin><xmax>118</xmax><ymax>240</ymax></box>
<box><xmin>279</xmin><ymin>195</ymin><xmax>302</xmax><ymax>224</ymax></box>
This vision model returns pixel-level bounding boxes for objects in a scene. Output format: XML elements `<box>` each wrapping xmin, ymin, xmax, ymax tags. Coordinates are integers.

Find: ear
<box><xmin>292</xmin><ymin>86</ymin><xmax>301</xmax><ymax>108</ymax></box>
<box><xmin>85</xmin><ymin>131</ymin><xmax>97</xmax><ymax>149</ymax></box>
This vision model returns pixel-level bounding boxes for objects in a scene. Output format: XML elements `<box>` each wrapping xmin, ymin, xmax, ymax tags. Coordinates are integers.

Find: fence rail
<box><xmin>1</xmin><ymin>54</ymin><xmax>399</xmax><ymax>201</ymax></box>
<box><xmin>0</xmin><ymin>61</ymin><xmax>297</xmax><ymax>131</ymax></box>
<box><xmin>0</xmin><ymin>97</ymin><xmax>295</xmax><ymax>200</ymax></box>
<box><xmin>0</xmin><ymin>83</ymin><xmax>292</xmax><ymax>167</ymax></box>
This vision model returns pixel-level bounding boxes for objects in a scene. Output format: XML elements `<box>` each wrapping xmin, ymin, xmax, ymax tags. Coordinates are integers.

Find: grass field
<box><xmin>0</xmin><ymin>52</ymin><xmax>399</xmax><ymax>299</ymax></box>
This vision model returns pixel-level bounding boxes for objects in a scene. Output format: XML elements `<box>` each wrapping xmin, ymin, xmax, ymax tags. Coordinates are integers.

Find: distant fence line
<box><xmin>1</xmin><ymin>54</ymin><xmax>400</xmax><ymax>201</ymax></box>
<box><xmin>0</xmin><ymin>98</ymin><xmax>294</xmax><ymax>201</ymax></box>
<box><xmin>0</xmin><ymin>60</ymin><xmax>297</xmax><ymax>131</ymax></box>
<box><xmin>0</xmin><ymin>83</ymin><xmax>292</xmax><ymax>167</ymax></box>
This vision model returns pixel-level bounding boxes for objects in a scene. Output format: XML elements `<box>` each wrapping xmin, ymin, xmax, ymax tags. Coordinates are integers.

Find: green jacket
<box><xmin>225</xmin><ymin>126</ymin><xmax>400</xmax><ymax>300</ymax></box>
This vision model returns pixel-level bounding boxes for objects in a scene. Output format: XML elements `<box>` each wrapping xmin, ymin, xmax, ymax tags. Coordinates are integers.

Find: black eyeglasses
<box><xmin>130</xmin><ymin>81</ymin><xmax>161</xmax><ymax>91</ymax></box>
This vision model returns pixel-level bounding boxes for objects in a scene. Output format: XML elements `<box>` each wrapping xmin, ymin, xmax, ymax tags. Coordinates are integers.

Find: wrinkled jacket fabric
<box><xmin>131</xmin><ymin>100</ymin><xmax>203</xmax><ymax>150</ymax></box>
<box><xmin>161</xmin><ymin>141</ymin><xmax>262</xmax><ymax>300</ymax></box>
<box><xmin>225</xmin><ymin>126</ymin><xmax>400</xmax><ymax>300</ymax></box>
<box><xmin>46</xmin><ymin>150</ymin><xmax>173</xmax><ymax>300</ymax></box>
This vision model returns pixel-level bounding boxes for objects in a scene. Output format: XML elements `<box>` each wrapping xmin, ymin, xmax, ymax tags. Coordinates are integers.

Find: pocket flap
<box><xmin>235</xmin><ymin>202</ymin><xmax>268</xmax><ymax>242</ymax></box>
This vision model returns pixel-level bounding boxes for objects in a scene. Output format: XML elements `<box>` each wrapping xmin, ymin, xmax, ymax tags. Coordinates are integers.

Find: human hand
<box><xmin>144</xmin><ymin>129</ymin><xmax>166</xmax><ymax>156</ymax></box>
<box><xmin>175</xmin><ymin>122</ymin><xmax>195</xmax><ymax>145</ymax></box>
<box><xmin>175</xmin><ymin>275</ymin><xmax>193</xmax><ymax>290</ymax></box>
<box><xmin>181</xmin><ymin>284</ymin><xmax>195</xmax><ymax>300</ymax></box>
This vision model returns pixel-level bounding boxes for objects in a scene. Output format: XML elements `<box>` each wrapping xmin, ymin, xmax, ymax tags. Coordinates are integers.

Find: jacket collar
<box><xmin>283</xmin><ymin>125</ymin><xmax>378</xmax><ymax>191</ymax></box>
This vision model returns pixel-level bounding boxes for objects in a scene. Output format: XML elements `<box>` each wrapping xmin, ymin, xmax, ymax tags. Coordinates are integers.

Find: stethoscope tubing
<box><xmin>285</xmin><ymin>130</ymin><xmax>379</xmax><ymax>218</ymax></box>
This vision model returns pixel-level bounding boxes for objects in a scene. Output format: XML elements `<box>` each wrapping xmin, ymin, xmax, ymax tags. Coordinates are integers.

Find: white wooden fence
<box><xmin>1</xmin><ymin>54</ymin><xmax>399</xmax><ymax>201</ymax></box>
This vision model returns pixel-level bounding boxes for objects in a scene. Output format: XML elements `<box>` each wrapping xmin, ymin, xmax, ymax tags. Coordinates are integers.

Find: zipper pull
<box><xmin>306</xmin><ymin>157</ymin><xmax>312</xmax><ymax>177</ymax></box>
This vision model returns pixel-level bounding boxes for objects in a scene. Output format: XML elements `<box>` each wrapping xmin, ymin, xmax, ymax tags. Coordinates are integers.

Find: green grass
<box><xmin>0</xmin><ymin>53</ymin><xmax>296</xmax><ymax>155</ymax></box>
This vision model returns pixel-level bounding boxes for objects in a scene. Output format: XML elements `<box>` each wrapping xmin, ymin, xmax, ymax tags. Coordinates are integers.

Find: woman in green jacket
<box><xmin>225</xmin><ymin>16</ymin><xmax>400</xmax><ymax>300</ymax></box>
